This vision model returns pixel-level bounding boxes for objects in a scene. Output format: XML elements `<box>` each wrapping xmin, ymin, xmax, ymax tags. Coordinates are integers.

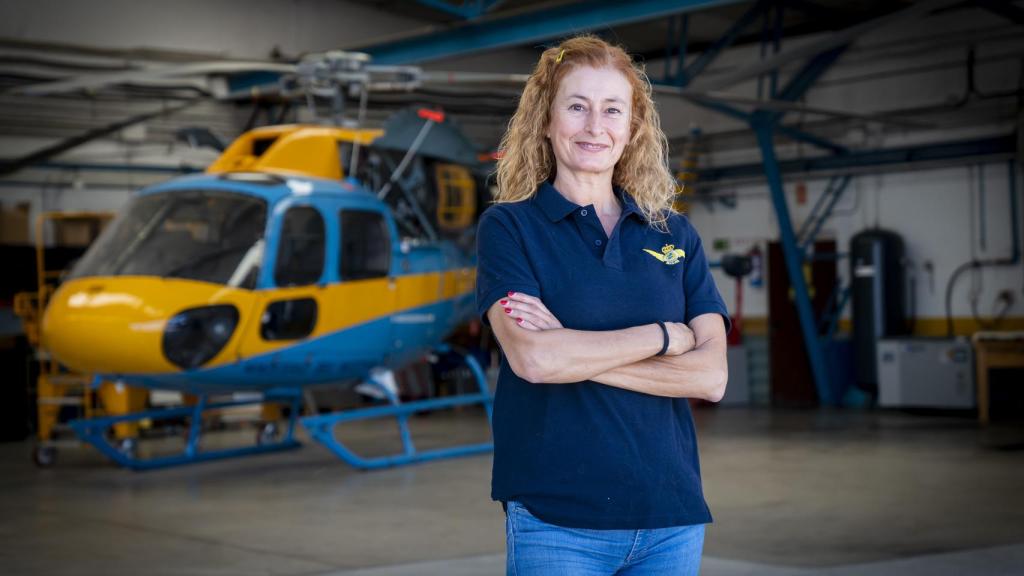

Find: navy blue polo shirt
<box><xmin>475</xmin><ymin>181</ymin><xmax>731</xmax><ymax>530</ymax></box>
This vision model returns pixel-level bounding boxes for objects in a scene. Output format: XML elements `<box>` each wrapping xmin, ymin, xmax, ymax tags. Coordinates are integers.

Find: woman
<box><xmin>475</xmin><ymin>35</ymin><xmax>730</xmax><ymax>575</ymax></box>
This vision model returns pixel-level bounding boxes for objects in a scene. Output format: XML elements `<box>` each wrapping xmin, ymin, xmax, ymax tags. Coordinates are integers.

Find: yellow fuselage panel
<box><xmin>42</xmin><ymin>268</ymin><xmax>476</xmax><ymax>375</ymax></box>
<box><xmin>206</xmin><ymin>125</ymin><xmax>383</xmax><ymax>181</ymax></box>
<box><xmin>42</xmin><ymin>277</ymin><xmax>257</xmax><ymax>374</ymax></box>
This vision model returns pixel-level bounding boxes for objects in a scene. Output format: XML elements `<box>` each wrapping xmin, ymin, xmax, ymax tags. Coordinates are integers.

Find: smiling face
<box><xmin>546</xmin><ymin>65</ymin><xmax>633</xmax><ymax>181</ymax></box>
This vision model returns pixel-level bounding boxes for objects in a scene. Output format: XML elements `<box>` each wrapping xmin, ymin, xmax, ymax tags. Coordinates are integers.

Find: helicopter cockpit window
<box><xmin>68</xmin><ymin>190</ymin><xmax>266</xmax><ymax>288</ymax></box>
<box><xmin>260</xmin><ymin>297</ymin><xmax>318</xmax><ymax>341</ymax></box>
<box><xmin>274</xmin><ymin>206</ymin><xmax>325</xmax><ymax>287</ymax></box>
<box><xmin>340</xmin><ymin>210</ymin><xmax>390</xmax><ymax>280</ymax></box>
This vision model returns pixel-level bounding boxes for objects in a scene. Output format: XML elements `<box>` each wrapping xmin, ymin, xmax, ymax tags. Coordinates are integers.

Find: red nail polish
<box><xmin>500</xmin><ymin>299</ymin><xmax>507</xmax><ymax>305</ymax></box>
<box><xmin>508</xmin><ymin>291</ymin><xmax>516</xmax><ymax>296</ymax></box>
<box><xmin>516</xmin><ymin>318</ymin><xmax>523</xmax><ymax>323</ymax></box>
<box><xmin>504</xmin><ymin>307</ymin><xmax>512</xmax><ymax>313</ymax></box>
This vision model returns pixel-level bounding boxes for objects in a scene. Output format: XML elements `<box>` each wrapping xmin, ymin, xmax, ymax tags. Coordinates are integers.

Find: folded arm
<box><xmin>589</xmin><ymin>313</ymin><xmax>728</xmax><ymax>401</ymax></box>
<box><xmin>492</xmin><ymin>292</ymin><xmax>727</xmax><ymax>401</ymax></box>
<box><xmin>486</xmin><ymin>300</ymin><xmax>667</xmax><ymax>384</ymax></box>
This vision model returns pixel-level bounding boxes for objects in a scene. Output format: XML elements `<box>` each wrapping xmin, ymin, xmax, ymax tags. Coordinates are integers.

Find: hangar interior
<box><xmin>1</xmin><ymin>0</ymin><xmax>1023</xmax><ymax>575</ymax></box>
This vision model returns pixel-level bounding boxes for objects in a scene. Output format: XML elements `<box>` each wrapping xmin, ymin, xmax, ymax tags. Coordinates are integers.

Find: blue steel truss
<box><xmin>770</xmin><ymin>45</ymin><xmax>849</xmax><ymax>118</ymax></box>
<box><xmin>680</xmin><ymin>0</ymin><xmax>769</xmax><ymax>87</ymax></box>
<box><xmin>656</xmin><ymin>10</ymin><xmax>854</xmax><ymax>403</ymax></box>
<box><xmin>798</xmin><ymin>175</ymin><xmax>852</xmax><ymax>254</ymax></box>
<box><xmin>696</xmin><ymin>135</ymin><xmax>1017</xmax><ymax>182</ymax></box>
<box><xmin>677</xmin><ymin>1</ymin><xmax>982</xmax><ymax>404</ymax></box>
<box><xmin>743</xmin><ymin>40</ymin><xmax>855</xmax><ymax>404</ymax></box>
<box><xmin>414</xmin><ymin>0</ymin><xmax>505</xmax><ymax>20</ymax></box>
<box><xmin>752</xmin><ymin>119</ymin><xmax>836</xmax><ymax>404</ymax></box>
<box><xmin>682</xmin><ymin>98</ymin><xmax>848</xmax><ymax>153</ymax></box>
<box><xmin>361</xmin><ymin>0</ymin><xmax>746</xmax><ymax>65</ymax></box>
<box><xmin>663</xmin><ymin>14</ymin><xmax>689</xmax><ymax>86</ymax></box>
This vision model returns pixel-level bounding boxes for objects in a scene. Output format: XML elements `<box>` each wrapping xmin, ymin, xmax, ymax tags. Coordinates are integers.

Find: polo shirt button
<box><xmin>580</xmin><ymin>209</ymin><xmax>588</xmax><ymax>216</ymax></box>
<box><xmin>595</xmin><ymin>239</ymin><xmax>602</xmax><ymax>246</ymax></box>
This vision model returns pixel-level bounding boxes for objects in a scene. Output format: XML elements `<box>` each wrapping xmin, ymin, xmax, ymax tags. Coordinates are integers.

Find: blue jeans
<box><xmin>505</xmin><ymin>500</ymin><xmax>705</xmax><ymax>575</ymax></box>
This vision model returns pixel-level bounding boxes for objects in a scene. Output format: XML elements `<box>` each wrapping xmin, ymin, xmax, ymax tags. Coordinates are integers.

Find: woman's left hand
<box><xmin>500</xmin><ymin>292</ymin><xmax>563</xmax><ymax>331</ymax></box>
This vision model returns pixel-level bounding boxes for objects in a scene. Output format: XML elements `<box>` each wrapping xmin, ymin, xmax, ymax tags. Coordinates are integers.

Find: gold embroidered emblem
<box><xmin>643</xmin><ymin>244</ymin><xmax>686</xmax><ymax>265</ymax></box>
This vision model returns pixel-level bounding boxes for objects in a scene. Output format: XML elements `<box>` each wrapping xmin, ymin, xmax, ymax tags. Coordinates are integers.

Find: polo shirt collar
<box><xmin>534</xmin><ymin>181</ymin><xmax>645</xmax><ymax>223</ymax></box>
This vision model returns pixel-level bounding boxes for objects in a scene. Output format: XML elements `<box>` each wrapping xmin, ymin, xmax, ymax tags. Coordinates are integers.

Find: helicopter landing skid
<box><xmin>68</xmin><ymin>389</ymin><xmax>302</xmax><ymax>471</ymax></box>
<box><xmin>300</xmin><ymin>344</ymin><xmax>494</xmax><ymax>469</ymax></box>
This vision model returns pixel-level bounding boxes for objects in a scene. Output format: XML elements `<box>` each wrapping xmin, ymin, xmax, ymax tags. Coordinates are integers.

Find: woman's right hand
<box><xmin>664</xmin><ymin>322</ymin><xmax>696</xmax><ymax>356</ymax></box>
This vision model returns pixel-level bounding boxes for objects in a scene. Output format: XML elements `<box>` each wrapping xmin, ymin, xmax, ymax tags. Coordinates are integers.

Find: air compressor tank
<box><xmin>850</xmin><ymin>229</ymin><xmax>909</xmax><ymax>394</ymax></box>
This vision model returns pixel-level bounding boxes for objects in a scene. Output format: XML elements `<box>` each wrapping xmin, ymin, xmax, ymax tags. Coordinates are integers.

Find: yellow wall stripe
<box><xmin>737</xmin><ymin>316</ymin><xmax>1024</xmax><ymax>337</ymax></box>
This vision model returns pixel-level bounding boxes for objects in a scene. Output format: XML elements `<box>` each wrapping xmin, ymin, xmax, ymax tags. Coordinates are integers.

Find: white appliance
<box><xmin>876</xmin><ymin>338</ymin><xmax>975</xmax><ymax>409</ymax></box>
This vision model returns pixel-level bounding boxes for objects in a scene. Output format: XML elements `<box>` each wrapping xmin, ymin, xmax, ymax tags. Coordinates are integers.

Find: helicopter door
<box><xmin>237</xmin><ymin>205</ymin><xmax>329</xmax><ymax>378</ymax></box>
<box><xmin>337</xmin><ymin>209</ymin><xmax>394</xmax><ymax>370</ymax></box>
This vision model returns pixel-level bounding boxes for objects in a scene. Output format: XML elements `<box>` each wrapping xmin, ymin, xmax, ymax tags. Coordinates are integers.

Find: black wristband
<box><xmin>655</xmin><ymin>321</ymin><xmax>669</xmax><ymax>356</ymax></box>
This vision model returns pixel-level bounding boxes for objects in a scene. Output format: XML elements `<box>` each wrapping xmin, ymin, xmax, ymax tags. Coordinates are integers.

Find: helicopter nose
<box><xmin>43</xmin><ymin>279</ymin><xmax>176</xmax><ymax>374</ymax></box>
<box><xmin>42</xmin><ymin>277</ymin><xmax>249</xmax><ymax>375</ymax></box>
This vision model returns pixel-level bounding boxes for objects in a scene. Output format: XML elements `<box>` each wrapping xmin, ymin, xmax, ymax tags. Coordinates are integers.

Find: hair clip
<box><xmin>555</xmin><ymin>49</ymin><xmax>565</xmax><ymax>64</ymax></box>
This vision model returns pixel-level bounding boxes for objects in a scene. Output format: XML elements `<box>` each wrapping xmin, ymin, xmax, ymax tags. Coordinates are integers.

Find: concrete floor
<box><xmin>1</xmin><ymin>407</ymin><xmax>1022</xmax><ymax>575</ymax></box>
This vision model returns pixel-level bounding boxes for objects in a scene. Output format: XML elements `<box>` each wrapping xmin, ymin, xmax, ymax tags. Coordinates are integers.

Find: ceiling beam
<box><xmin>414</xmin><ymin>0</ymin><xmax>506</xmax><ymax>20</ymax></box>
<box><xmin>677</xmin><ymin>0</ymin><xmax>768</xmax><ymax>86</ymax></box>
<box><xmin>631</xmin><ymin>3</ymin><xmax>891</xmax><ymax>66</ymax></box>
<box><xmin>359</xmin><ymin>0</ymin><xmax>747</xmax><ymax>65</ymax></box>
<box><xmin>696</xmin><ymin>134</ymin><xmax>1016</xmax><ymax>182</ymax></box>
<box><xmin>0</xmin><ymin>101</ymin><xmax>197</xmax><ymax>177</ymax></box>
<box><xmin>688</xmin><ymin>0</ymin><xmax>964</xmax><ymax>92</ymax></box>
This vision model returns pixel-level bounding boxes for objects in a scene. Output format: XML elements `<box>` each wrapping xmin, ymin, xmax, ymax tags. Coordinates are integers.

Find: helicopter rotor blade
<box><xmin>417</xmin><ymin>70</ymin><xmax>530</xmax><ymax>86</ymax></box>
<box><xmin>8</xmin><ymin>61</ymin><xmax>298</xmax><ymax>96</ymax></box>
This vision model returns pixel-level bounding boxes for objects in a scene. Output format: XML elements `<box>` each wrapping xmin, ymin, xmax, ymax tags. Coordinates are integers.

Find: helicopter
<box><xmin>32</xmin><ymin>53</ymin><xmax>498</xmax><ymax>470</ymax></box>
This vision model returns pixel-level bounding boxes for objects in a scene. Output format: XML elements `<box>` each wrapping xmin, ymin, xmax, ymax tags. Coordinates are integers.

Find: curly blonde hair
<box><xmin>495</xmin><ymin>35</ymin><xmax>677</xmax><ymax>231</ymax></box>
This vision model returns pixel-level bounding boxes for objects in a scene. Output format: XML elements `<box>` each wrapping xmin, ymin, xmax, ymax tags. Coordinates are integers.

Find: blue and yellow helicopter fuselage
<box><xmin>43</xmin><ymin>172</ymin><xmax>477</xmax><ymax>394</ymax></box>
<box><xmin>36</xmin><ymin>122</ymin><xmax>490</xmax><ymax>470</ymax></box>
